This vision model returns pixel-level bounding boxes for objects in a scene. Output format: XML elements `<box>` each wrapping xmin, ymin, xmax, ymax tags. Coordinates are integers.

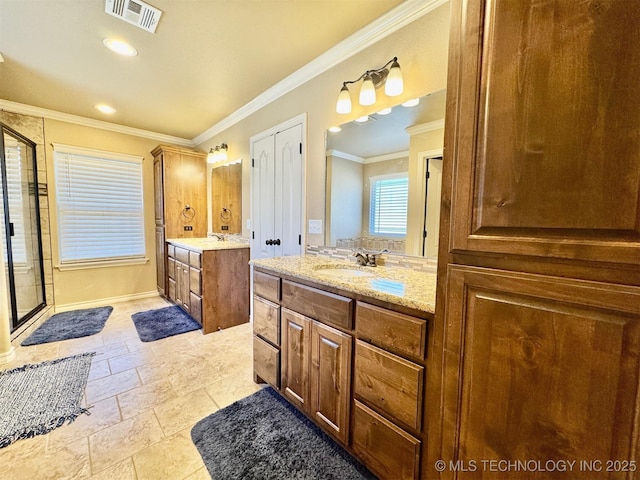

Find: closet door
<box><xmin>251</xmin><ymin>134</ymin><xmax>276</xmax><ymax>260</ymax></box>
<box><xmin>275</xmin><ymin>124</ymin><xmax>303</xmax><ymax>257</ymax></box>
<box><xmin>251</xmin><ymin>119</ymin><xmax>304</xmax><ymax>260</ymax></box>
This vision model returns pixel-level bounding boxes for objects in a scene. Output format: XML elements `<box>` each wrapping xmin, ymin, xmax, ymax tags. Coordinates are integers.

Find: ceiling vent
<box><xmin>105</xmin><ymin>0</ymin><xmax>163</xmax><ymax>33</ymax></box>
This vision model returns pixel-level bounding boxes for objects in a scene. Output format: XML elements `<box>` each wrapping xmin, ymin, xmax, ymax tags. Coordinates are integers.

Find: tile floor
<box><xmin>0</xmin><ymin>296</ymin><xmax>262</xmax><ymax>480</ymax></box>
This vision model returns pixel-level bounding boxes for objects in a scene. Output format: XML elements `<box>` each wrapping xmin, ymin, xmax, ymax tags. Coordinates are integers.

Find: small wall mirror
<box><xmin>210</xmin><ymin>159</ymin><xmax>242</xmax><ymax>234</ymax></box>
<box><xmin>325</xmin><ymin>89</ymin><xmax>446</xmax><ymax>257</ymax></box>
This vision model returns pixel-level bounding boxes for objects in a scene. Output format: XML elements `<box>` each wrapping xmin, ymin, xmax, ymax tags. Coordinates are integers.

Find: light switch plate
<box><xmin>308</xmin><ymin>219</ymin><xmax>322</xmax><ymax>234</ymax></box>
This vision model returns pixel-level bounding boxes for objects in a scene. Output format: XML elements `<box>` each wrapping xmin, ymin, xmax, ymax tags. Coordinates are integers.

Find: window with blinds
<box><xmin>53</xmin><ymin>144</ymin><xmax>145</xmax><ymax>265</ymax></box>
<box><xmin>369</xmin><ymin>173</ymin><xmax>409</xmax><ymax>236</ymax></box>
<box><xmin>0</xmin><ymin>138</ymin><xmax>27</xmax><ymax>264</ymax></box>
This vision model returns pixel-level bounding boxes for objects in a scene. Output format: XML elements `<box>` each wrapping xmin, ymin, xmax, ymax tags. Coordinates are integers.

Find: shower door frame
<box><xmin>0</xmin><ymin>123</ymin><xmax>47</xmax><ymax>331</ymax></box>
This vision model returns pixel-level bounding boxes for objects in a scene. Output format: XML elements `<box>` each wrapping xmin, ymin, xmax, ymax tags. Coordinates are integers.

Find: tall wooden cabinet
<box><xmin>152</xmin><ymin>145</ymin><xmax>207</xmax><ymax>296</ymax></box>
<box><xmin>431</xmin><ymin>1</ymin><xmax>640</xmax><ymax>478</ymax></box>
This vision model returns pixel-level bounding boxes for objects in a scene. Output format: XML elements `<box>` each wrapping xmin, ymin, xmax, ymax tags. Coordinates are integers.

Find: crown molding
<box><xmin>365</xmin><ymin>150</ymin><xmax>410</xmax><ymax>164</ymax></box>
<box><xmin>0</xmin><ymin>99</ymin><xmax>194</xmax><ymax>147</ymax></box>
<box><xmin>192</xmin><ymin>0</ymin><xmax>450</xmax><ymax>146</ymax></box>
<box><xmin>406</xmin><ymin>118</ymin><xmax>445</xmax><ymax>135</ymax></box>
<box><xmin>326</xmin><ymin>149</ymin><xmax>364</xmax><ymax>163</ymax></box>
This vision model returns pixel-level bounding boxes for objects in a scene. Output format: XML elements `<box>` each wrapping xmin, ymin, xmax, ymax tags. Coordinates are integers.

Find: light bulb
<box><xmin>336</xmin><ymin>85</ymin><xmax>352</xmax><ymax>114</ymax></box>
<box><xmin>359</xmin><ymin>75</ymin><xmax>376</xmax><ymax>106</ymax></box>
<box><xmin>384</xmin><ymin>60</ymin><xmax>403</xmax><ymax>96</ymax></box>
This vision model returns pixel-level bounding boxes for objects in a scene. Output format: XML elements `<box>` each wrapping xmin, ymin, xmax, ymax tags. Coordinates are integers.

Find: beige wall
<box><xmin>43</xmin><ymin>119</ymin><xmax>161</xmax><ymax>307</ymax></box>
<box><xmin>326</xmin><ymin>154</ymin><xmax>363</xmax><ymax>245</ymax></box>
<box><xmin>195</xmin><ymin>4</ymin><xmax>451</xmax><ymax>247</ymax></box>
<box><xmin>406</xmin><ymin>127</ymin><xmax>445</xmax><ymax>256</ymax></box>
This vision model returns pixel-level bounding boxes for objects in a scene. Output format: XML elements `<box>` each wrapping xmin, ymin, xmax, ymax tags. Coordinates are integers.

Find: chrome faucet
<box><xmin>208</xmin><ymin>233</ymin><xmax>225</xmax><ymax>241</ymax></box>
<box><xmin>353</xmin><ymin>248</ymin><xmax>388</xmax><ymax>267</ymax></box>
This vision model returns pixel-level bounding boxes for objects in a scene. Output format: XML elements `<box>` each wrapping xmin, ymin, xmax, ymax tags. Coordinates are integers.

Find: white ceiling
<box><xmin>0</xmin><ymin>0</ymin><xmax>413</xmax><ymax>141</ymax></box>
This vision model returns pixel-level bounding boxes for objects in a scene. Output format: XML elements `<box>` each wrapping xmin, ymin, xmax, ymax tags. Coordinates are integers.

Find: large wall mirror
<box><xmin>210</xmin><ymin>159</ymin><xmax>242</xmax><ymax>234</ymax></box>
<box><xmin>325</xmin><ymin>89</ymin><xmax>446</xmax><ymax>258</ymax></box>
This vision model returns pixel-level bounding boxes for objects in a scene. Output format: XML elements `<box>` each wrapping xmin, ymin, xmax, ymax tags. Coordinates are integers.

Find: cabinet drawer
<box><xmin>281</xmin><ymin>280</ymin><xmax>353</xmax><ymax>329</ymax></box>
<box><xmin>189</xmin><ymin>267</ymin><xmax>201</xmax><ymax>296</ymax></box>
<box><xmin>175</xmin><ymin>246</ymin><xmax>189</xmax><ymax>264</ymax></box>
<box><xmin>189</xmin><ymin>251</ymin><xmax>201</xmax><ymax>268</ymax></box>
<box><xmin>354</xmin><ymin>340</ymin><xmax>423</xmax><ymax>430</ymax></box>
<box><xmin>254</xmin><ymin>271</ymin><xmax>280</xmax><ymax>303</ymax></box>
<box><xmin>167</xmin><ymin>244</ymin><xmax>175</xmax><ymax>258</ymax></box>
<box><xmin>253</xmin><ymin>296</ymin><xmax>280</xmax><ymax>346</ymax></box>
<box><xmin>190</xmin><ymin>292</ymin><xmax>202</xmax><ymax>325</ymax></box>
<box><xmin>356</xmin><ymin>302</ymin><xmax>427</xmax><ymax>361</ymax></box>
<box><xmin>167</xmin><ymin>257</ymin><xmax>176</xmax><ymax>280</ymax></box>
<box><xmin>352</xmin><ymin>400</ymin><xmax>420</xmax><ymax>480</ymax></box>
<box><xmin>253</xmin><ymin>336</ymin><xmax>280</xmax><ymax>389</ymax></box>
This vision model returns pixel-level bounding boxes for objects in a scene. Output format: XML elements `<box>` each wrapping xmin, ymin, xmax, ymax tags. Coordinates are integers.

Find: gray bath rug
<box><xmin>131</xmin><ymin>305</ymin><xmax>200</xmax><ymax>342</ymax></box>
<box><xmin>21</xmin><ymin>306</ymin><xmax>113</xmax><ymax>346</ymax></box>
<box><xmin>191</xmin><ymin>387</ymin><xmax>377</xmax><ymax>480</ymax></box>
<box><xmin>0</xmin><ymin>352</ymin><xmax>95</xmax><ymax>448</ymax></box>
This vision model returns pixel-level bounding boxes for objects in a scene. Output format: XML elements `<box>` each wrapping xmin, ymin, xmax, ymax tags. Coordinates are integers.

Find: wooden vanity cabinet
<box><xmin>167</xmin><ymin>242</ymin><xmax>249</xmax><ymax>333</ymax></box>
<box><xmin>252</xmin><ymin>268</ymin><xmax>430</xmax><ymax>478</ymax></box>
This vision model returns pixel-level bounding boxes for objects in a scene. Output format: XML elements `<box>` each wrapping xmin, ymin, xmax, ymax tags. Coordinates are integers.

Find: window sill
<box><xmin>55</xmin><ymin>257</ymin><xmax>149</xmax><ymax>271</ymax></box>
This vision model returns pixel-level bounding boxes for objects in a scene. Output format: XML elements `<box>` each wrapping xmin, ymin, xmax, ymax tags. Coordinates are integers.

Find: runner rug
<box><xmin>0</xmin><ymin>352</ymin><xmax>95</xmax><ymax>448</ymax></box>
<box><xmin>191</xmin><ymin>387</ymin><xmax>376</xmax><ymax>480</ymax></box>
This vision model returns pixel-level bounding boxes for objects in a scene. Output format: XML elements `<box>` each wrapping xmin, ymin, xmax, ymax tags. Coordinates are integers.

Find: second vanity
<box><xmin>166</xmin><ymin>237</ymin><xmax>250</xmax><ymax>334</ymax></box>
<box><xmin>251</xmin><ymin>255</ymin><xmax>437</xmax><ymax>480</ymax></box>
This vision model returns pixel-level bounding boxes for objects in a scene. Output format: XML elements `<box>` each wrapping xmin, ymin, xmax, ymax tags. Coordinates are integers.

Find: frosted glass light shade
<box><xmin>336</xmin><ymin>85</ymin><xmax>352</xmax><ymax>114</ymax></box>
<box><xmin>359</xmin><ymin>76</ymin><xmax>376</xmax><ymax>106</ymax></box>
<box><xmin>384</xmin><ymin>60</ymin><xmax>403</xmax><ymax>96</ymax></box>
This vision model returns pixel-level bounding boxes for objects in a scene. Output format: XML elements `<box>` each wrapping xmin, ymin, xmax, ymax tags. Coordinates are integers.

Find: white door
<box><xmin>251</xmin><ymin>119</ymin><xmax>304</xmax><ymax>260</ymax></box>
<box><xmin>423</xmin><ymin>156</ymin><xmax>443</xmax><ymax>258</ymax></box>
<box><xmin>276</xmin><ymin>124</ymin><xmax>303</xmax><ymax>257</ymax></box>
<box><xmin>252</xmin><ymin>134</ymin><xmax>276</xmax><ymax>260</ymax></box>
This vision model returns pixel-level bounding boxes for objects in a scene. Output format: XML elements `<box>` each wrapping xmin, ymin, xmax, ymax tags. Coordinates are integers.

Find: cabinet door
<box><xmin>153</xmin><ymin>155</ymin><xmax>164</xmax><ymax>225</ymax></box>
<box><xmin>280</xmin><ymin>308</ymin><xmax>310</xmax><ymax>412</ymax></box>
<box><xmin>155</xmin><ymin>226</ymin><xmax>165</xmax><ymax>295</ymax></box>
<box><xmin>446</xmin><ymin>0</ymin><xmax>640</xmax><ymax>268</ymax></box>
<box><xmin>310</xmin><ymin>320</ymin><xmax>352</xmax><ymax>445</ymax></box>
<box><xmin>441</xmin><ymin>266</ymin><xmax>640</xmax><ymax>474</ymax></box>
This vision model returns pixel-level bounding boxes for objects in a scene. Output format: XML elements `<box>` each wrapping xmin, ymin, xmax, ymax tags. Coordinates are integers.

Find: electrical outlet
<box><xmin>221</xmin><ymin>225</ymin><xmax>229</xmax><ymax>230</ymax></box>
<box><xmin>183</xmin><ymin>225</ymin><xmax>193</xmax><ymax>231</ymax></box>
<box><xmin>308</xmin><ymin>219</ymin><xmax>322</xmax><ymax>234</ymax></box>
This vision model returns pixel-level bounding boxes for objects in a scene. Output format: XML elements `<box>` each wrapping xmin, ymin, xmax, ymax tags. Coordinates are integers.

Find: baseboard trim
<box><xmin>54</xmin><ymin>291</ymin><xmax>160</xmax><ymax>313</ymax></box>
<box><xmin>0</xmin><ymin>346</ymin><xmax>16</xmax><ymax>365</ymax></box>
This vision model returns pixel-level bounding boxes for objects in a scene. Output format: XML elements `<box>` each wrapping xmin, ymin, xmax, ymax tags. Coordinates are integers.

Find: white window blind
<box><xmin>369</xmin><ymin>173</ymin><xmax>408</xmax><ymax>236</ymax></box>
<box><xmin>0</xmin><ymin>138</ymin><xmax>27</xmax><ymax>264</ymax></box>
<box><xmin>54</xmin><ymin>145</ymin><xmax>145</xmax><ymax>265</ymax></box>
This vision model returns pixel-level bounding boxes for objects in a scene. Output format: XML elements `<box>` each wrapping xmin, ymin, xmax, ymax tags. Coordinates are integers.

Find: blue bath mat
<box><xmin>131</xmin><ymin>305</ymin><xmax>200</xmax><ymax>342</ymax></box>
<box><xmin>21</xmin><ymin>306</ymin><xmax>113</xmax><ymax>346</ymax></box>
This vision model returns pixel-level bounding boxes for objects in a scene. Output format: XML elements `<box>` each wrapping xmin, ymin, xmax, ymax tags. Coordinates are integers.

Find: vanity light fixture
<box><xmin>207</xmin><ymin>143</ymin><xmax>228</xmax><ymax>164</ymax></box>
<box><xmin>103</xmin><ymin>38</ymin><xmax>138</xmax><ymax>57</ymax></box>
<box><xmin>336</xmin><ymin>57</ymin><xmax>403</xmax><ymax>114</ymax></box>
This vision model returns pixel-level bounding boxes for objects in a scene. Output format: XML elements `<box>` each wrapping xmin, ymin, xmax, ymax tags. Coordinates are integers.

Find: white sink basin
<box><xmin>314</xmin><ymin>267</ymin><xmax>375</xmax><ymax>278</ymax></box>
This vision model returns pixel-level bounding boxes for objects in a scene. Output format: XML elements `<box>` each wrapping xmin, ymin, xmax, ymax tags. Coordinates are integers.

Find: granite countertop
<box><xmin>250</xmin><ymin>255</ymin><xmax>437</xmax><ymax>314</ymax></box>
<box><xmin>166</xmin><ymin>237</ymin><xmax>249</xmax><ymax>252</ymax></box>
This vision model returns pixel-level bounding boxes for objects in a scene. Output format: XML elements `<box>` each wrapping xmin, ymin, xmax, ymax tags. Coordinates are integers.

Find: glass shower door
<box><xmin>0</xmin><ymin>124</ymin><xmax>46</xmax><ymax>331</ymax></box>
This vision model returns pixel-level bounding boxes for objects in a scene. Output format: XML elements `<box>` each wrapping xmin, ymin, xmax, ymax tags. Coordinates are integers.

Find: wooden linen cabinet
<box><xmin>430</xmin><ymin>1</ymin><xmax>640</xmax><ymax>478</ymax></box>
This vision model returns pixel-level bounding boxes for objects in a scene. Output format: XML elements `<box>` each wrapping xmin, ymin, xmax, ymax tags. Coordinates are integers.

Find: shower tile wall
<box><xmin>0</xmin><ymin>111</ymin><xmax>53</xmax><ymax>312</ymax></box>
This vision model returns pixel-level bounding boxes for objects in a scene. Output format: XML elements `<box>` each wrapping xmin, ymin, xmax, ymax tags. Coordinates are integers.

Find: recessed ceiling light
<box><xmin>328</xmin><ymin>126</ymin><xmax>342</xmax><ymax>133</ymax></box>
<box><xmin>103</xmin><ymin>38</ymin><xmax>138</xmax><ymax>57</ymax></box>
<box><xmin>355</xmin><ymin>116</ymin><xmax>370</xmax><ymax>123</ymax></box>
<box><xmin>95</xmin><ymin>104</ymin><xmax>116</xmax><ymax>114</ymax></box>
<box><xmin>377</xmin><ymin>107</ymin><xmax>392</xmax><ymax>115</ymax></box>
<box><xmin>402</xmin><ymin>98</ymin><xmax>420</xmax><ymax>107</ymax></box>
